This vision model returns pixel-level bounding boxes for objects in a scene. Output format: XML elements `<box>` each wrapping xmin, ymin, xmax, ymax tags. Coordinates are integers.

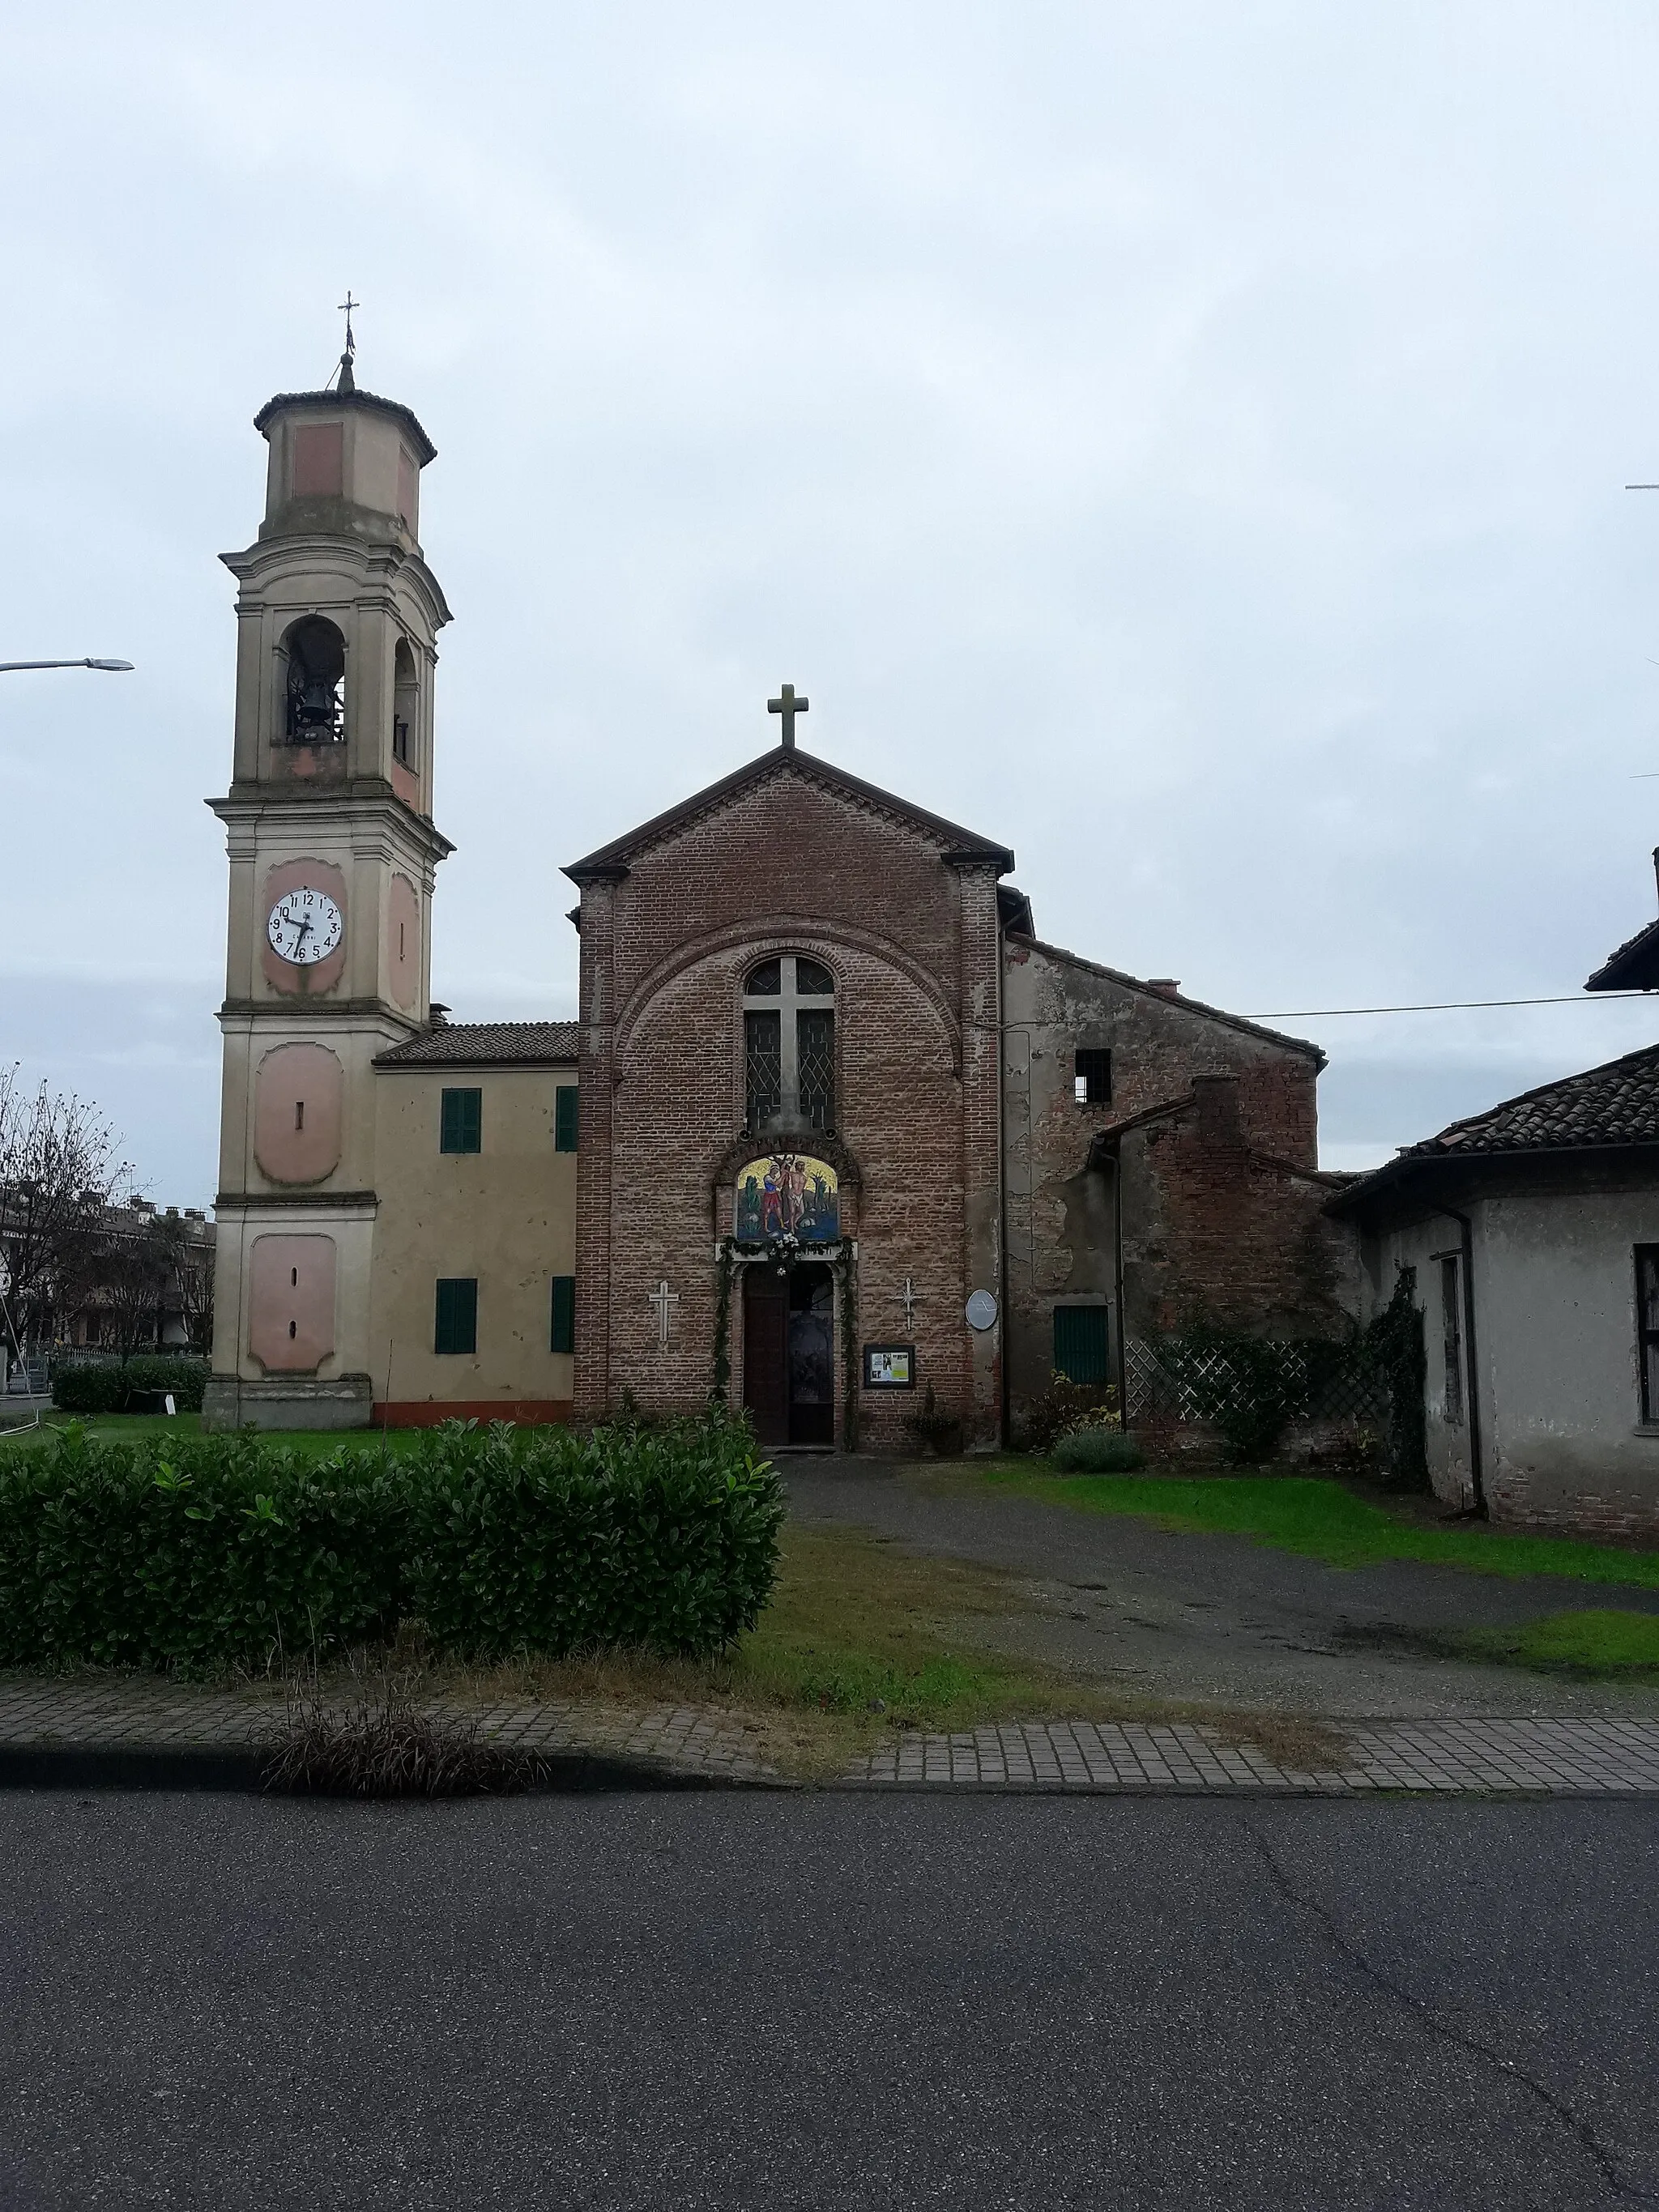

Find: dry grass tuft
<box><xmin>264</xmin><ymin>1673</ymin><xmax>548</xmax><ymax>1798</ymax></box>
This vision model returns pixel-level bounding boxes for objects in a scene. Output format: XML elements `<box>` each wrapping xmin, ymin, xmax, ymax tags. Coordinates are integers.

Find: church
<box><xmin>202</xmin><ymin>359</ymin><xmax>1350</xmax><ymax>1447</ymax></box>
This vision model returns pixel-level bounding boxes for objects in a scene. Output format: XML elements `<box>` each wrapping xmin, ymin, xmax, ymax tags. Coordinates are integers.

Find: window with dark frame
<box><xmin>550</xmin><ymin>1275</ymin><xmax>576</xmax><ymax>1354</ymax></box>
<box><xmin>1439</xmin><ymin>1253</ymin><xmax>1464</xmax><ymax>1425</ymax></box>
<box><xmin>742</xmin><ymin>955</ymin><xmax>834</xmax><ymax>1132</ymax></box>
<box><xmin>1052</xmin><ymin>1305</ymin><xmax>1110</xmax><ymax>1385</ymax></box>
<box><xmin>1073</xmin><ymin>1049</ymin><xmax>1112</xmax><ymax>1106</ymax></box>
<box><xmin>744</xmin><ymin>1009</ymin><xmax>782</xmax><ymax>1127</ymax></box>
<box><xmin>554</xmin><ymin>1085</ymin><xmax>578</xmax><ymax>1153</ymax></box>
<box><xmin>434</xmin><ymin>1277</ymin><xmax>478</xmax><ymax>1356</ymax></box>
<box><xmin>1637</xmin><ymin>1247</ymin><xmax>1659</xmax><ymax>1423</ymax></box>
<box><xmin>440</xmin><ymin>1087</ymin><xmax>482</xmax><ymax>1154</ymax></box>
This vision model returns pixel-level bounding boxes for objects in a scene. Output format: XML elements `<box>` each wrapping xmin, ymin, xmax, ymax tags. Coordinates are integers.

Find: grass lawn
<box><xmin>1454</xmin><ymin>1609</ymin><xmax>1659</xmax><ymax>1679</ymax></box>
<box><xmin>971</xmin><ymin>1462</ymin><xmax>1659</xmax><ymax>1588</ymax></box>
<box><xmin>0</xmin><ymin>1413</ymin><xmax>429</xmax><ymax>1459</ymax></box>
<box><xmin>403</xmin><ymin>1521</ymin><xmax>1344</xmax><ymax>1778</ymax></box>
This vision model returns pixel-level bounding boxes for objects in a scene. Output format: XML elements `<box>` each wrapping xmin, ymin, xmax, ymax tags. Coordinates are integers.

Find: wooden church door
<box><xmin>743</xmin><ymin>1266</ymin><xmax>789</xmax><ymax>1443</ymax></box>
<box><xmin>743</xmin><ymin>1263</ymin><xmax>834</xmax><ymax>1447</ymax></box>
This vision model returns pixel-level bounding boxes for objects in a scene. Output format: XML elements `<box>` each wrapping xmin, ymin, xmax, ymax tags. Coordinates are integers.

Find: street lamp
<box><xmin>0</xmin><ymin>658</ymin><xmax>134</xmax><ymax>674</ymax></box>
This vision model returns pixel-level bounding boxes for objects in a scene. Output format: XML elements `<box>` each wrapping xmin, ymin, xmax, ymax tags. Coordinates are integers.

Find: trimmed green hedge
<box><xmin>51</xmin><ymin>1356</ymin><xmax>210</xmax><ymax>1415</ymax></box>
<box><xmin>0</xmin><ymin>1415</ymin><xmax>783</xmax><ymax>1673</ymax></box>
<box><xmin>50</xmin><ymin>1366</ymin><xmax>129</xmax><ymax>1415</ymax></box>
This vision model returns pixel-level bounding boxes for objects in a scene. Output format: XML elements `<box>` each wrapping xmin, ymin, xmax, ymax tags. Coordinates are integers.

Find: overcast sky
<box><xmin>5</xmin><ymin>1</ymin><xmax>1659</xmax><ymax>1207</ymax></box>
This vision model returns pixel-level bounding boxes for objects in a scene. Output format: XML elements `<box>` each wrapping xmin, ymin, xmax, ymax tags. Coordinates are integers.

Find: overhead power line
<box><xmin>1246</xmin><ymin>992</ymin><xmax>1653</xmax><ymax>1019</ymax></box>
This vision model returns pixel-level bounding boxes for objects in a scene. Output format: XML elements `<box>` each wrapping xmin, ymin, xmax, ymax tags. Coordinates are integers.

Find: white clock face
<box><xmin>267</xmin><ymin>888</ymin><xmax>343</xmax><ymax>966</ymax></box>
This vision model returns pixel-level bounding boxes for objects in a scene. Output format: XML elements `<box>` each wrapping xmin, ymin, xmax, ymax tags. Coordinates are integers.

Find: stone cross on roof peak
<box><xmin>768</xmin><ymin>683</ymin><xmax>808</xmax><ymax>749</ymax></box>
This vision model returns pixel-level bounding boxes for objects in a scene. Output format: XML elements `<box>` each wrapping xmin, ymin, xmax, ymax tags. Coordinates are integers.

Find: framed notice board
<box><xmin>864</xmin><ymin>1344</ymin><xmax>915</xmax><ymax>1388</ymax></box>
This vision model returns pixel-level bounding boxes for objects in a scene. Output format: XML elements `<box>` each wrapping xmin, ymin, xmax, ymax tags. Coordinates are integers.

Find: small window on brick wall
<box><xmin>554</xmin><ymin>1085</ymin><xmax>578</xmax><ymax>1153</ymax></box>
<box><xmin>550</xmin><ymin>1275</ymin><xmax>576</xmax><ymax>1354</ymax></box>
<box><xmin>1074</xmin><ymin>1049</ymin><xmax>1111</xmax><ymax>1106</ymax></box>
<box><xmin>440</xmin><ymin>1087</ymin><xmax>482</xmax><ymax>1154</ymax></box>
<box><xmin>435</xmin><ymin>1277</ymin><xmax>477</xmax><ymax>1356</ymax></box>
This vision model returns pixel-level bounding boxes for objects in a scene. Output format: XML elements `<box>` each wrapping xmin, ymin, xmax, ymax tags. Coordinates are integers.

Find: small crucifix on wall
<box><xmin>648</xmin><ymin>1279</ymin><xmax>680</xmax><ymax>1347</ymax></box>
<box><xmin>899</xmin><ymin>1276</ymin><xmax>917</xmax><ymax>1332</ymax></box>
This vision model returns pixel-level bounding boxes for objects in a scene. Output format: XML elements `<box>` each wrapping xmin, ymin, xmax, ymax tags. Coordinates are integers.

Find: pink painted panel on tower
<box><xmin>248</xmin><ymin>1235</ymin><xmax>337</xmax><ymax>1373</ymax></box>
<box><xmin>292</xmin><ymin>423</ymin><xmax>343</xmax><ymax>497</ymax></box>
<box><xmin>254</xmin><ymin>1042</ymin><xmax>343</xmax><ymax>1183</ymax></box>
<box><xmin>386</xmin><ymin>875</ymin><xmax>420</xmax><ymax>1009</ymax></box>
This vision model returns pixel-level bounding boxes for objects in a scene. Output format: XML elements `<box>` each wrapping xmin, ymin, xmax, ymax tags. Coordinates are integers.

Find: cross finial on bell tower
<box><xmin>768</xmin><ymin>682</ymin><xmax>808</xmax><ymax>749</ymax></box>
<box><xmin>335</xmin><ymin>292</ymin><xmax>359</xmax><ymax>393</ymax></box>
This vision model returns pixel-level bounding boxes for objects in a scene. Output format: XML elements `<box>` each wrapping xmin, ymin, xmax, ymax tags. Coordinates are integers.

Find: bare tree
<box><xmin>162</xmin><ymin>1215</ymin><xmax>215</xmax><ymax>1355</ymax></box>
<box><xmin>100</xmin><ymin>1213</ymin><xmax>176</xmax><ymax>1359</ymax></box>
<box><xmin>0</xmin><ymin>1066</ymin><xmax>132</xmax><ymax>1349</ymax></box>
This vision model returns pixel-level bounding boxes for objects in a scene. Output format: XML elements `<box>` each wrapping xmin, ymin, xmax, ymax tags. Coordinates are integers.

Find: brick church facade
<box><xmin>203</xmin><ymin>361</ymin><xmax>1350</xmax><ymax>1443</ymax></box>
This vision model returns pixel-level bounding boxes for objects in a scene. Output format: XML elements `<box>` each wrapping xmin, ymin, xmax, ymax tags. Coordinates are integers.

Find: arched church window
<box><xmin>283</xmin><ymin>616</ymin><xmax>346</xmax><ymax>743</ymax></box>
<box><xmin>392</xmin><ymin>638</ymin><xmax>418</xmax><ymax>768</ymax></box>
<box><xmin>742</xmin><ymin>955</ymin><xmax>836</xmax><ymax>1133</ymax></box>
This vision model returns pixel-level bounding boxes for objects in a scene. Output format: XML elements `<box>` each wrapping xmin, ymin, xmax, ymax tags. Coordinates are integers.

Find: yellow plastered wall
<box><xmin>369</xmin><ymin>1068</ymin><xmax>578</xmax><ymax>1405</ymax></box>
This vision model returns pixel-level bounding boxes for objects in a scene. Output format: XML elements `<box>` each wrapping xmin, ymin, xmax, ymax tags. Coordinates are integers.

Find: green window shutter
<box><xmin>1053</xmin><ymin>1306</ymin><xmax>1109</xmax><ymax>1386</ymax></box>
<box><xmin>434</xmin><ymin>1277</ymin><xmax>478</xmax><ymax>1356</ymax></box>
<box><xmin>550</xmin><ymin>1274</ymin><xmax>576</xmax><ymax>1354</ymax></box>
<box><xmin>440</xmin><ymin>1087</ymin><xmax>482</xmax><ymax>1154</ymax></box>
<box><xmin>554</xmin><ymin>1085</ymin><xmax>578</xmax><ymax>1153</ymax></box>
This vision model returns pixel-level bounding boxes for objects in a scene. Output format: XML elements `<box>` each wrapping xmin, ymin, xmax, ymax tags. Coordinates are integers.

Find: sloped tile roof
<box><xmin>1585</xmin><ymin>914</ymin><xmax>1659</xmax><ymax>992</ymax></box>
<box><xmin>563</xmin><ymin>745</ymin><xmax>1014</xmax><ymax>880</ymax></box>
<box><xmin>376</xmin><ymin>1021</ymin><xmax>578</xmax><ymax>1068</ymax></box>
<box><xmin>1405</xmin><ymin>1043</ymin><xmax>1659</xmax><ymax>1156</ymax></box>
<box><xmin>1020</xmin><ymin>937</ymin><xmax>1326</xmax><ymax>1065</ymax></box>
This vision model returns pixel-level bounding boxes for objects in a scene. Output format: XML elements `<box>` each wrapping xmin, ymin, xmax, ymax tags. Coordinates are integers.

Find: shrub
<box><xmin>49</xmin><ymin>1356</ymin><xmax>211</xmax><ymax>1416</ymax></box>
<box><xmin>0</xmin><ymin>1426</ymin><xmax>406</xmax><ymax>1672</ymax></box>
<box><xmin>0</xmin><ymin>1412</ymin><xmax>781</xmax><ymax>1674</ymax></box>
<box><xmin>122</xmin><ymin>1354</ymin><xmax>211</xmax><ymax>1412</ymax></box>
<box><xmin>1010</xmin><ymin>1374</ymin><xmax>1119</xmax><ymax>1454</ymax></box>
<box><xmin>901</xmin><ymin>1386</ymin><xmax>964</xmax><ymax>1458</ymax></box>
<box><xmin>1048</xmin><ymin>1429</ymin><xmax>1147</xmax><ymax>1474</ymax></box>
<box><xmin>401</xmin><ymin>1416</ymin><xmax>783</xmax><ymax>1659</ymax></box>
<box><xmin>51</xmin><ymin>1366</ymin><xmax>129</xmax><ymax>1415</ymax></box>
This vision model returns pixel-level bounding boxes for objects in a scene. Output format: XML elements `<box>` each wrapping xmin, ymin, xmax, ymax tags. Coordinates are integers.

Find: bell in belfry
<box><xmin>284</xmin><ymin>614</ymin><xmax>345</xmax><ymax>740</ymax></box>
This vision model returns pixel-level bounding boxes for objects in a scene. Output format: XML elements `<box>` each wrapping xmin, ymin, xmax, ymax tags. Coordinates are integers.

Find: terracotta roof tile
<box><xmin>376</xmin><ymin>1021</ymin><xmax>578</xmax><ymax>1068</ymax></box>
<box><xmin>1408</xmin><ymin>1042</ymin><xmax>1659</xmax><ymax>1157</ymax></box>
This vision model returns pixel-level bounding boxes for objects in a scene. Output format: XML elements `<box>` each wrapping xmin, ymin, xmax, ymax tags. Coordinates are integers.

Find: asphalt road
<box><xmin>1</xmin><ymin>1788</ymin><xmax>1655</xmax><ymax>2210</ymax></box>
<box><xmin>785</xmin><ymin>1461</ymin><xmax>1659</xmax><ymax>1716</ymax></box>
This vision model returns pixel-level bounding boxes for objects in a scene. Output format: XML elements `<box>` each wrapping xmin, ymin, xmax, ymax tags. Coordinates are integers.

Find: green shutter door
<box><xmin>554</xmin><ymin>1086</ymin><xmax>578</xmax><ymax>1152</ymax></box>
<box><xmin>435</xmin><ymin>1277</ymin><xmax>478</xmax><ymax>1355</ymax></box>
<box><xmin>1052</xmin><ymin>1306</ymin><xmax>1109</xmax><ymax>1386</ymax></box>
<box><xmin>440</xmin><ymin>1088</ymin><xmax>482</xmax><ymax>1154</ymax></box>
<box><xmin>550</xmin><ymin>1275</ymin><xmax>576</xmax><ymax>1353</ymax></box>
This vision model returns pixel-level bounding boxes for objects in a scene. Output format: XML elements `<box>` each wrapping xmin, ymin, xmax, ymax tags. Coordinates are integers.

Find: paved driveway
<box><xmin>783</xmin><ymin>1460</ymin><xmax>1659</xmax><ymax>1716</ymax></box>
<box><xmin>2</xmin><ymin>1789</ymin><xmax>1655</xmax><ymax>2211</ymax></box>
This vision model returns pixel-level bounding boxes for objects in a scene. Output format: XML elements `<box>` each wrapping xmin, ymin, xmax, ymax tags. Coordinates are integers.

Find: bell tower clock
<box><xmin>202</xmin><ymin>348</ymin><xmax>453</xmax><ymax>1430</ymax></box>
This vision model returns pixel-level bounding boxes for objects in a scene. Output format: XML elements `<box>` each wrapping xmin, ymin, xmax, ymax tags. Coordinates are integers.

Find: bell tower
<box><xmin>202</xmin><ymin>347</ymin><xmax>453</xmax><ymax>1430</ymax></box>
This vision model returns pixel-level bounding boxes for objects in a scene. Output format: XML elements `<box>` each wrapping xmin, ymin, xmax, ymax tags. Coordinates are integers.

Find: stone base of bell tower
<box><xmin>201</xmin><ymin>1371</ymin><xmax>374</xmax><ymax>1434</ymax></box>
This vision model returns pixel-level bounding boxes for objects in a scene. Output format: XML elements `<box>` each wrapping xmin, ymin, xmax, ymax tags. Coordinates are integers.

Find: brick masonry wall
<box><xmin>1004</xmin><ymin>939</ymin><xmax>1353</xmax><ymax>1413</ymax></box>
<box><xmin>571</xmin><ymin>760</ymin><xmax>998</xmax><ymax>1447</ymax></box>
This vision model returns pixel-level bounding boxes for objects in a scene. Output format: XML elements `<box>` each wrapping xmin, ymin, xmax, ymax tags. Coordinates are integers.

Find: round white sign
<box><xmin>965</xmin><ymin>1289</ymin><xmax>998</xmax><ymax>1332</ymax></box>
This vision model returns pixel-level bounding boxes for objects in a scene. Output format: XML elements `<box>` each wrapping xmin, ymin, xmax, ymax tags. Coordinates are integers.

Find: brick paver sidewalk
<box><xmin>842</xmin><ymin>1717</ymin><xmax>1659</xmax><ymax>1794</ymax></box>
<box><xmin>3</xmin><ymin>1679</ymin><xmax>1658</xmax><ymax>1793</ymax></box>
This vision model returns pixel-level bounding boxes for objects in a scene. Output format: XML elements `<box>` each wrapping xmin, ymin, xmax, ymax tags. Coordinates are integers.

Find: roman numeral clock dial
<box><xmin>267</xmin><ymin>888</ymin><xmax>343</xmax><ymax>966</ymax></box>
